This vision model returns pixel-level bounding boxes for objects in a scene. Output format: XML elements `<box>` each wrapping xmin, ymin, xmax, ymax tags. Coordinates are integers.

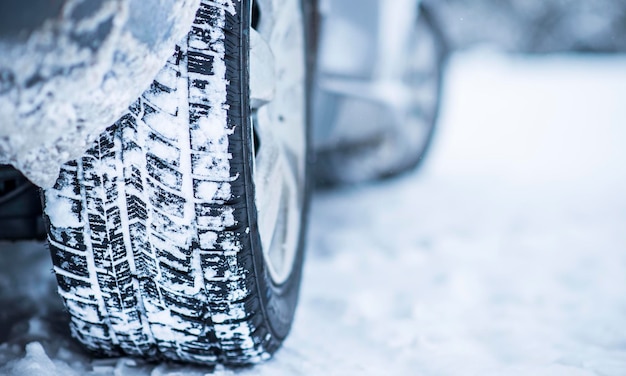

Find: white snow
<box><xmin>0</xmin><ymin>0</ymin><xmax>201</xmax><ymax>188</ymax></box>
<box><xmin>199</xmin><ymin>231</ymin><xmax>218</xmax><ymax>249</ymax></box>
<box><xmin>2</xmin><ymin>50</ymin><xmax>626</xmax><ymax>375</ymax></box>
<box><xmin>42</xmin><ymin>193</ymin><xmax>82</xmax><ymax>229</ymax></box>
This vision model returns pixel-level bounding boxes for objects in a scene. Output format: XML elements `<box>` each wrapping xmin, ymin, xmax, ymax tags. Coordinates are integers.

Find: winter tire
<box><xmin>43</xmin><ymin>0</ymin><xmax>312</xmax><ymax>365</ymax></box>
<box><xmin>313</xmin><ymin>2</ymin><xmax>447</xmax><ymax>186</ymax></box>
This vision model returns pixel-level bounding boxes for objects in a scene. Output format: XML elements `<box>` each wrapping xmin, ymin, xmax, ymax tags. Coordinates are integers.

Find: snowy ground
<box><xmin>1</xmin><ymin>50</ymin><xmax>626</xmax><ymax>375</ymax></box>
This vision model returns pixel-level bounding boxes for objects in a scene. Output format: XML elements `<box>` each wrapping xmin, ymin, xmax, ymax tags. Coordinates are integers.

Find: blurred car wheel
<box><xmin>313</xmin><ymin>1</ymin><xmax>447</xmax><ymax>186</ymax></box>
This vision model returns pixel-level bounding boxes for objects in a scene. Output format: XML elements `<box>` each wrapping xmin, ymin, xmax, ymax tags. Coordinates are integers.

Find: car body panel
<box><xmin>0</xmin><ymin>0</ymin><xmax>200</xmax><ymax>187</ymax></box>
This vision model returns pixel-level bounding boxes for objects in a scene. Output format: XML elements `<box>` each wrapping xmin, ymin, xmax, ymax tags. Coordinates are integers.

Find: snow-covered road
<box><xmin>2</xmin><ymin>50</ymin><xmax>626</xmax><ymax>375</ymax></box>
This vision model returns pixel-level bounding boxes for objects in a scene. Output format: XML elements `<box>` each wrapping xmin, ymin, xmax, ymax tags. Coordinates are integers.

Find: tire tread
<box><xmin>44</xmin><ymin>0</ymin><xmax>275</xmax><ymax>365</ymax></box>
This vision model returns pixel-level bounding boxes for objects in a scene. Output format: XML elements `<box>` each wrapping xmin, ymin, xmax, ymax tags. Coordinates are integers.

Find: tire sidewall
<box><xmin>237</xmin><ymin>0</ymin><xmax>314</xmax><ymax>341</ymax></box>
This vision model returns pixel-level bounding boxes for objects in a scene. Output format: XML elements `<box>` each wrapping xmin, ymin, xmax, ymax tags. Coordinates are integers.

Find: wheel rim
<box><xmin>250</xmin><ymin>0</ymin><xmax>306</xmax><ymax>285</ymax></box>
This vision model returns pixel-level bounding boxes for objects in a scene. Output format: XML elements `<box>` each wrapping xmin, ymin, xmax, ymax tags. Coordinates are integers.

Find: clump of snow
<box><xmin>2</xmin><ymin>342</ymin><xmax>79</xmax><ymax>376</ymax></box>
<box><xmin>42</xmin><ymin>193</ymin><xmax>82</xmax><ymax>229</ymax></box>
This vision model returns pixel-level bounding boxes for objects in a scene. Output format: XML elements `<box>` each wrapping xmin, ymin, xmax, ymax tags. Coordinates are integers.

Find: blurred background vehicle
<box><xmin>312</xmin><ymin>0</ymin><xmax>626</xmax><ymax>187</ymax></box>
<box><xmin>312</xmin><ymin>0</ymin><xmax>447</xmax><ymax>186</ymax></box>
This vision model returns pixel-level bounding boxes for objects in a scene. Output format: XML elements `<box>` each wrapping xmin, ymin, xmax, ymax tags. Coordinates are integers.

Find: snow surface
<box><xmin>1</xmin><ymin>50</ymin><xmax>626</xmax><ymax>375</ymax></box>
